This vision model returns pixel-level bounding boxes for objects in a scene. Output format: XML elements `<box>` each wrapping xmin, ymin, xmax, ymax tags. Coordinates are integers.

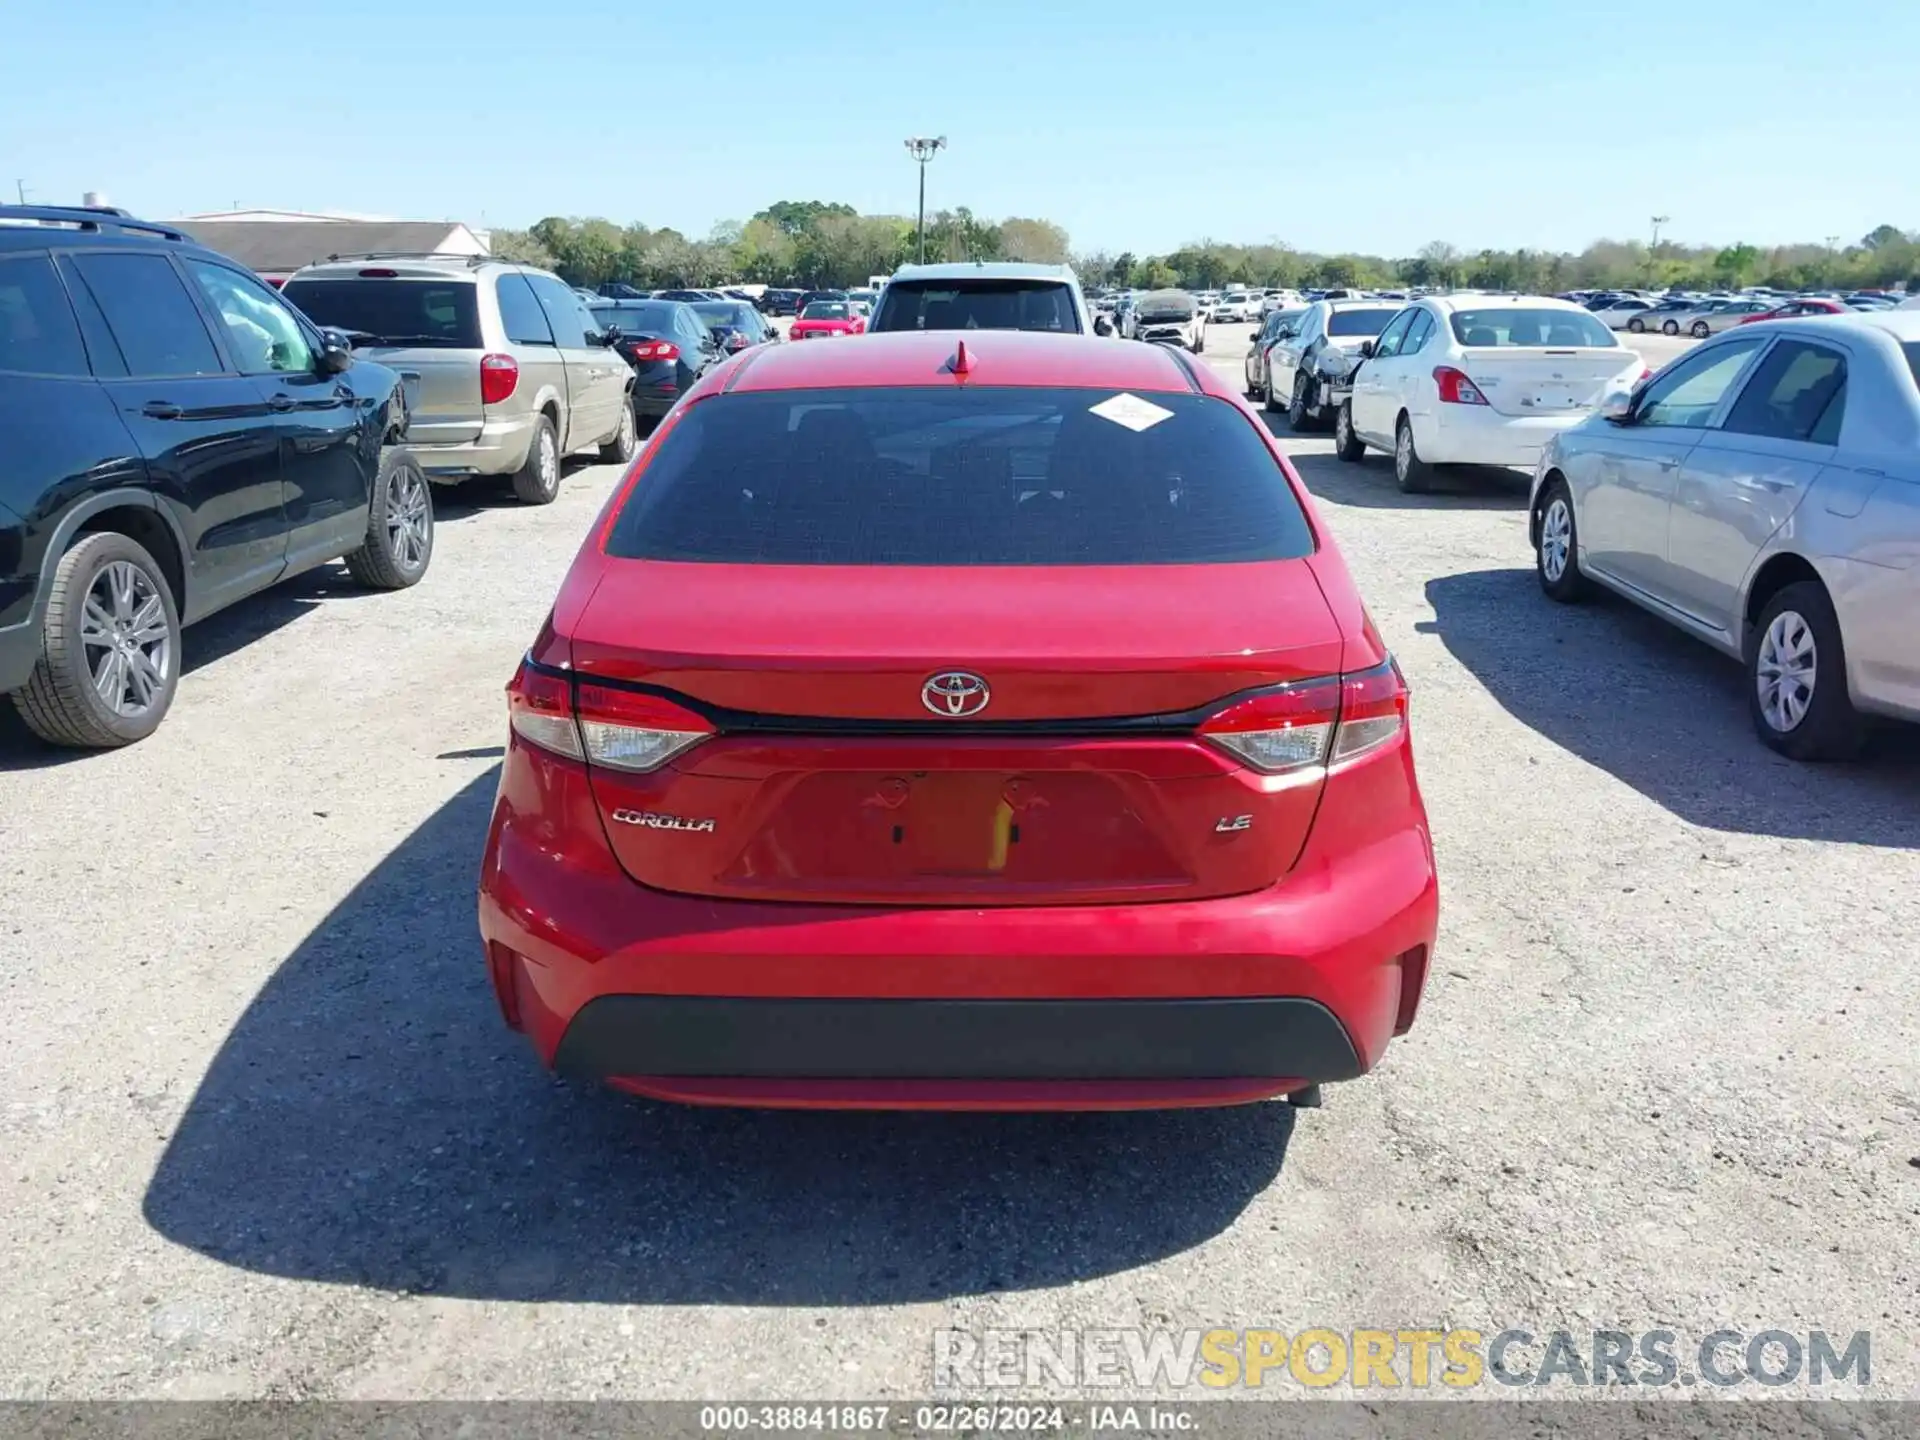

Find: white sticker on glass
<box><xmin>1089</xmin><ymin>392</ymin><xmax>1175</xmax><ymax>432</ymax></box>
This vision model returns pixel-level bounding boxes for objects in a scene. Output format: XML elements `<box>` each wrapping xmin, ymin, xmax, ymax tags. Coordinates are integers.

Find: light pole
<box><xmin>1647</xmin><ymin>215</ymin><xmax>1669</xmax><ymax>285</ymax></box>
<box><xmin>904</xmin><ymin>136</ymin><xmax>946</xmax><ymax>264</ymax></box>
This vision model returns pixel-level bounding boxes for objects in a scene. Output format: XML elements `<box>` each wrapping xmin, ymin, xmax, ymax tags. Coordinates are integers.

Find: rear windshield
<box><xmin>592</xmin><ymin>302</ymin><xmax>675</xmax><ymax>333</ymax></box>
<box><xmin>280</xmin><ymin>278</ymin><xmax>481</xmax><ymax>348</ymax></box>
<box><xmin>1137</xmin><ymin>294</ymin><xmax>1194</xmax><ymax>320</ymax></box>
<box><xmin>1327</xmin><ymin>309</ymin><xmax>1398</xmax><ymax>338</ymax></box>
<box><xmin>801</xmin><ymin>302</ymin><xmax>850</xmax><ymax>320</ymax></box>
<box><xmin>871</xmin><ymin>280</ymin><xmax>1080</xmax><ymax>334</ymax></box>
<box><xmin>605</xmin><ymin>386</ymin><xmax>1315</xmax><ymax>566</ymax></box>
<box><xmin>692</xmin><ymin>301</ymin><xmax>754</xmax><ymax>326</ymax></box>
<box><xmin>1449</xmin><ymin>309</ymin><xmax>1617</xmax><ymax>347</ymax></box>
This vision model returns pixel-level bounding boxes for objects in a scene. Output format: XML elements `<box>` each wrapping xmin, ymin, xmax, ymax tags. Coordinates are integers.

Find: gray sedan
<box><xmin>1527</xmin><ymin>310</ymin><xmax>1920</xmax><ymax>759</ymax></box>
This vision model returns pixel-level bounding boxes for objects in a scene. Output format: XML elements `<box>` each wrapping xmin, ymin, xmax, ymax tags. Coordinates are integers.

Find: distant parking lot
<box><xmin>1</xmin><ymin>317</ymin><xmax>1916</xmax><ymax>1401</ymax></box>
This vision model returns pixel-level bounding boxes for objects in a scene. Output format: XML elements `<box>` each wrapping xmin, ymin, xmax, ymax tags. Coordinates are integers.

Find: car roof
<box><xmin>712</xmin><ymin>330</ymin><xmax>1210</xmax><ymax>396</ymax></box>
<box><xmin>1810</xmin><ymin>308</ymin><xmax>1920</xmax><ymax>342</ymax></box>
<box><xmin>285</xmin><ymin>255</ymin><xmax>518</xmax><ymax>281</ymax></box>
<box><xmin>1424</xmin><ymin>294</ymin><xmax>1590</xmax><ymax>314</ymax></box>
<box><xmin>888</xmin><ymin>261</ymin><xmax>1076</xmax><ymax>283</ymax></box>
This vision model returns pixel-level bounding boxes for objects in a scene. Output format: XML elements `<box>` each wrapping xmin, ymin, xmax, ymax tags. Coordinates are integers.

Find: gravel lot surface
<box><xmin>1</xmin><ymin>319</ymin><xmax>1915</xmax><ymax>1403</ymax></box>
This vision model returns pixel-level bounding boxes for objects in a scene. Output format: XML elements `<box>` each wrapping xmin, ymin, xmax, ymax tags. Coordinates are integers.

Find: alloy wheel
<box><xmin>1540</xmin><ymin>498</ymin><xmax>1572</xmax><ymax>581</ymax></box>
<box><xmin>79</xmin><ymin>560</ymin><xmax>171</xmax><ymax>718</ymax></box>
<box><xmin>538</xmin><ymin>430</ymin><xmax>558</xmax><ymax>492</ymax></box>
<box><xmin>1395</xmin><ymin>424</ymin><xmax>1413</xmax><ymax>482</ymax></box>
<box><xmin>1756</xmin><ymin>610</ymin><xmax>1817</xmax><ymax>733</ymax></box>
<box><xmin>385</xmin><ymin>463</ymin><xmax>431</xmax><ymax>570</ymax></box>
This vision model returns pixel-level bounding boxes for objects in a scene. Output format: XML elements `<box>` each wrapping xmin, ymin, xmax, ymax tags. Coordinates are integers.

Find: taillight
<box><xmin>1638</xmin><ymin>366</ymin><xmax>1653</xmax><ymax>381</ymax></box>
<box><xmin>358</xmin><ymin>268</ymin><xmax>399</xmax><ymax>278</ymax></box>
<box><xmin>480</xmin><ymin>353</ymin><xmax>519</xmax><ymax>405</ymax></box>
<box><xmin>505</xmin><ymin>660</ymin><xmax>713</xmax><ymax>773</ymax></box>
<box><xmin>628</xmin><ymin>340</ymin><xmax>681</xmax><ymax>361</ymax></box>
<box><xmin>1432</xmin><ymin>366</ymin><xmax>1488</xmax><ymax>405</ymax></box>
<box><xmin>574</xmin><ymin>683</ymin><xmax>713</xmax><ymax>772</ymax></box>
<box><xmin>1199</xmin><ymin>659</ymin><xmax>1408</xmax><ymax>774</ymax></box>
<box><xmin>506</xmin><ymin>663</ymin><xmax>581</xmax><ymax>760</ymax></box>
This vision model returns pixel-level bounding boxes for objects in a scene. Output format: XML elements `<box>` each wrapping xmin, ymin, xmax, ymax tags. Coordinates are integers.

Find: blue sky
<box><xmin>3</xmin><ymin>0</ymin><xmax>1914</xmax><ymax>257</ymax></box>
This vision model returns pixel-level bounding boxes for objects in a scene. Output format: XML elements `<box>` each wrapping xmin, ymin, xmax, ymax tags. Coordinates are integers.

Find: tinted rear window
<box><xmin>802</xmin><ymin>303</ymin><xmax>850</xmax><ymax>320</ymax></box>
<box><xmin>593</xmin><ymin>302</ymin><xmax>676</xmax><ymax>333</ymax></box>
<box><xmin>281</xmin><ymin>279</ymin><xmax>481</xmax><ymax>348</ymax></box>
<box><xmin>692</xmin><ymin>302</ymin><xmax>754</xmax><ymax>326</ymax></box>
<box><xmin>605</xmin><ymin>387</ymin><xmax>1314</xmax><ymax>566</ymax></box>
<box><xmin>873</xmin><ymin>281</ymin><xmax>1079</xmax><ymax>334</ymax></box>
<box><xmin>1449</xmin><ymin>308</ymin><xmax>1616</xmax><ymax>347</ymax></box>
<box><xmin>1327</xmin><ymin>309</ymin><xmax>1398</xmax><ymax>338</ymax></box>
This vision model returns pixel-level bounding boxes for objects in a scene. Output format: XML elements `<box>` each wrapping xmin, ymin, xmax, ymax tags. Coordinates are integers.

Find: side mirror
<box><xmin>1093</xmin><ymin>315</ymin><xmax>1114</xmax><ymax>336</ymax></box>
<box><xmin>1357</xmin><ymin>340</ymin><xmax>1377</xmax><ymax>359</ymax></box>
<box><xmin>1598</xmin><ymin>388</ymin><xmax>1636</xmax><ymax>422</ymax></box>
<box><xmin>315</xmin><ymin>329</ymin><xmax>353</xmax><ymax>375</ymax></box>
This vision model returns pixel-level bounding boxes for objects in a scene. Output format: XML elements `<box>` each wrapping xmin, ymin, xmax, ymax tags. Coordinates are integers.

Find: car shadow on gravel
<box><xmin>142</xmin><ymin>768</ymin><xmax>1295</xmax><ymax>1305</ymax></box>
<box><xmin>1277</xmin><ymin>441</ymin><xmax>1532</xmax><ymax>512</ymax></box>
<box><xmin>0</xmin><ymin>565</ymin><xmax>384</xmax><ymax>770</ymax></box>
<box><xmin>1424</xmin><ymin>567</ymin><xmax>1920</xmax><ymax>845</ymax></box>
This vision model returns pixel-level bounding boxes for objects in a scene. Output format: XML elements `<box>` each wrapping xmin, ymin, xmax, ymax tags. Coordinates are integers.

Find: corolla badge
<box><xmin>610</xmin><ymin>810</ymin><xmax>715</xmax><ymax>833</ymax></box>
<box><xmin>922</xmin><ymin>671</ymin><xmax>991</xmax><ymax>718</ymax></box>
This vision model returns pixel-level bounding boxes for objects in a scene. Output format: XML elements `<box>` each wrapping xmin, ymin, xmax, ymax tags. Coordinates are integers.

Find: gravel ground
<box><xmin>0</xmin><ymin>321</ymin><xmax>1915</xmax><ymax>1404</ymax></box>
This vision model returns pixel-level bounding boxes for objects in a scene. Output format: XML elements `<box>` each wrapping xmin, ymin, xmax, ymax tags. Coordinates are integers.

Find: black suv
<box><xmin>0</xmin><ymin>206</ymin><xmax>430</xmax><ymax>749</ymax></box>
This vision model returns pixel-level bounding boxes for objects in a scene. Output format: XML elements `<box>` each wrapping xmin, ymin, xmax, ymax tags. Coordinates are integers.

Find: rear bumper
<box><xmin>411</xmin><ymin>410</ymin><xmax>541</xmax><ymax>480</ymax></box>
<box><xmin>477</xmin><ymin>743</ymin><xmax>1439</xmax><ymax>1110</ymax></box>
<box><xmin>1420</xmin><ymin>408</ymin><xmax>1586</xmax><ymax>468</ymax></box>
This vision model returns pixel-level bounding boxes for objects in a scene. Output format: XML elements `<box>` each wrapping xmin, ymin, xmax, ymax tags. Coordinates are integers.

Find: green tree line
<box><xmin>491</xmin><ymin>202</ymin><xmax>1071</xmax><ymax>289</ymax></box>
<box><xmin>492</xmin><ymin>205</ymin><xmax>1918</xmax><ymax>296</ymax></box>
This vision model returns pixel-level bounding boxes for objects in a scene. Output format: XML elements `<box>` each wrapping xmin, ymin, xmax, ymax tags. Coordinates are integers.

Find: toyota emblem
<box><xmin>922</xmin><ymin>671</ymin><xmax>991</xmax><ymax>718</ymax></box>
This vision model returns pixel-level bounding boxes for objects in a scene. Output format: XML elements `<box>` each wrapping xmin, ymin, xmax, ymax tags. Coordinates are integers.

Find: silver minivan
<box><xmin>282</xmin><ymin>256</ymin><xmax>637</xmax><ymax>504</ymax></box>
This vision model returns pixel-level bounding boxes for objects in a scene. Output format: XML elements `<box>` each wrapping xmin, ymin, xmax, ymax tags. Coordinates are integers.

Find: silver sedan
<box><xmin>1527</xmin><ymin>310</ymin><xmax>1920</xmax><ymax>760</ymax></box>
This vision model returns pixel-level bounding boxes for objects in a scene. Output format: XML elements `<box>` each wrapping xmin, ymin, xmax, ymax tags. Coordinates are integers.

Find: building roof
<box><xmin>171</xmin><ymin>220</ymin><xmax>477</xmax><ymax>275</ymax></box>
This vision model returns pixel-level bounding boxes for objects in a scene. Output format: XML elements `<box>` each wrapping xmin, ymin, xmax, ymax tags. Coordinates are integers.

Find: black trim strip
<box><xmin>524</xmin><ymin>655</ymin><xmax>1345</xmax><ymax>739</ymax></box>
<box><xmin>1165</xmin><ymin>347</ymin><xmax>1206</xmax><ymax>394</ymax></box>
<box><xmin>554</xmin><ymin>995</ymin><xmax>1365</xmax><ymax>1081</ymax></box>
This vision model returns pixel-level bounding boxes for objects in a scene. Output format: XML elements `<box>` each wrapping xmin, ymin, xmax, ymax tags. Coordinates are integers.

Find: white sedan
<box><xmin>1335</xmin><ymin>295</ymin><xmax>1648</xmax><ymax>493</ymax></box>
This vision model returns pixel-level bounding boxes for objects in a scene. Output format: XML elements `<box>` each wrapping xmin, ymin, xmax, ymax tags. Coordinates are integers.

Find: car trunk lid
<box><xmin>570</xmin><ymin>560</ymin><xmax>1346</xmax><ymax>905</ymax></box>
<box><xmin>1456</xmin><ymin>347</ymin><xmax>1643</xmax><ymax>417</ymax></box>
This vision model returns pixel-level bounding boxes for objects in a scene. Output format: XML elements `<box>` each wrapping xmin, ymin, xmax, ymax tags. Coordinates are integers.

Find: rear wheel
<box><xmin>1263</xmin><ymin>363</ymin><xmax>1285</xmax><ymax>413</ymax></box>
<box><xmin>345</xmin><ymin>448</ymin><xmax>434</xmax><ymax>590</ymax></box>
<box><xmin>1748</xmin><ymin>582</ymin><xmax>1866</xmax><ymax>761</ymax></box>
<box><xmin>1333</xmin><ymin>401</ymin><xmax>1366</xmax><ymax>462</ymax></box>
<box><xmin>512</xmin><ymin>415</ymin><xmax>560</xmax><ymax>505</ymax></box>
<box><xmin>1288</xmin><ymin>372</ymin><xmax>1315</xmax><ymax>430</ymax></box>
<box><xmin>1534</xmin><ymin>478</ymin><xmax>1588</xmax><ymax>601</ymax></box>
<box><xmin>1690</xmin><ymin>320</ymin><xmax>1711</xmax><ymax>339</ymax></box>
<box><xmin>1662</xmin><ymin>320</ymin><xmax>1679</xmax><ymax>336</ymax></box>
<box><xmin>12</xmin><ymin>532</ymin><xmax>181</xmax><ymax>749</ymax></box>
<box><xmin>1393</xmin><ymin>414</ymin><xmax>1433</xmax><ymax>494</ymax></box>
<box><xmin>598</xmin><ymin>399</ymin><xmax>638</xmax><ymax>464</ymax></box>
<box><xmin>1628</xmin><ymin>317</ymin><xmax>1646</xmax><ymax>333</ymax></box>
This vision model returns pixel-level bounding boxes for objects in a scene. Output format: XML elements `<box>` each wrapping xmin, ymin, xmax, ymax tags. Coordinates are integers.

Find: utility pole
<box><xmin>1647</xmin><ymin>215</ymin><xmax>1669</xmax><ymax>285</ymax></box>
<box><xmin>14</xmin><ymin>180</ymin><xmax>26</xmax><ymax>205</ymax></box>
<box><xmin>904</xmin><ymin>136</ymin><xmax>946</xmax><ymax>265</ymax></box>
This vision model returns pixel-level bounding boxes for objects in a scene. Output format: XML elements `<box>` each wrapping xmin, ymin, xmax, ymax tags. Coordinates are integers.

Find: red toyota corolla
<box><xmin>788</xmin><ymin>299</ymin><xmax>865</xmax><ymax>340</ymax></box>
<box><xmin>478</xmin><ymin>330</ymin><xmax>1438</xmax><ymax>1111</ymax></box>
